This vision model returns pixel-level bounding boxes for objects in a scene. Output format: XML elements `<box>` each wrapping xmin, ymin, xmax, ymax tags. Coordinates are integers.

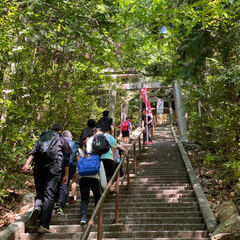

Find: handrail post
<box><xmin>115</xmin><ymin>171</ymin><xmax>120</xmax><ymax>223</ymax></box>
<box><xmin>127</xmin><ymin>154</ymin><xmax>130</xmax><ymax>191</ymax></box>
<box><xmin>97</xmin><ymin>206</ymin><xmax>103</xmax><ymax>240</ymax></box>
<box><xmin>133</xmin><ymin>143</ymin><xmax>137</xmax><ymax>173</ymax></box>
<box><xmin>138</xmin><ymin>136</ymin><xmax>141</xmax><ymax>159</ymax></box>
<box><xmin>143</xmin><ymin>131</ymin><xmax>145</xmax><ymax>150</ymax></box>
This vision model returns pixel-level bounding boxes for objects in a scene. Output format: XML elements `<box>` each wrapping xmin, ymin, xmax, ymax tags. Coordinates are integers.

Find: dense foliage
<box><xmin>0</xmin><ymin>0</ymin><xmax>240</xmax><ymax>201</ymax></box>
<box><xmin>0</xmin><ymin>0</ymin><xmax>123</xmax><ymax>201</ymax></box>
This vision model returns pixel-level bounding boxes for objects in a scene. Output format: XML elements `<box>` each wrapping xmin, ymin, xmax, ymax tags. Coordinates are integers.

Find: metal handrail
<box><xmin>81</xmin><ymin>127</ymin><xmax>145</xmax><ymax>240</ymax></box>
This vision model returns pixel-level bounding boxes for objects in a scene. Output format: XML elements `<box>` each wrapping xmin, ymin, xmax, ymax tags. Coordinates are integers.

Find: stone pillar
<box><xmin>168</xmin><ymin>94</ymin><xmax>174</xmax><ymax>124</ymax></box>
<box><xmin>108</xmin><ymin>88</ymin><xmax>117</xmax><ymax>123</ymax></box>
<box><xmin>173</xmin><ymin>80</ymin><xmax>188</xmax><ymax>142</ymax></box>
<box><xmin>120</xmin><ymin>101</ymin><xmax>129</xmax><ymax>123</ymax></box>
<box><xmin>139</xmin><ymin>96</ymin><xmax>142</xmax><ymax>126</ymax></box>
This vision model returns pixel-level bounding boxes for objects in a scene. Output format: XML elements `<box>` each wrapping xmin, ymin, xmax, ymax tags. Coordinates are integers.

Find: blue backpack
<box><xmin>66</xmin><ymin>139</ymin><xmax>79</xmax><ymax>167</ymax></box>
<box><xmin>77</xmin><ymin>154</ymin><xmax>101</xmax><ymax>176</ymax></box>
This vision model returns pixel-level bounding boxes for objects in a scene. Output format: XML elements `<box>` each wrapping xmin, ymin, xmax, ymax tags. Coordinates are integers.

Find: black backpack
<box><xmin>92</xmin><ymin>134</ymin><xmax>110</xmax><ymax>155</ymax></box>
<box><xmin>36</xmin><ymin>130</ymin><xmax>59</xmax><ymax>164</ymax></box>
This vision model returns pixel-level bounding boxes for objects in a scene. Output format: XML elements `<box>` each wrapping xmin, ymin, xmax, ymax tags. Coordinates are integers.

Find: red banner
<box><xmin>139</xmin><ymin>88</ymin><xmax>152</xmax><ymax>116</ymax></box>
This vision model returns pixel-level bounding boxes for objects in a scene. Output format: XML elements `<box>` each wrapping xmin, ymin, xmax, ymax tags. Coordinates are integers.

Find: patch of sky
<box><xmin>160</xmin><ymin>26</ymin><xmax>168</xmax><ymax>34</ymax></box>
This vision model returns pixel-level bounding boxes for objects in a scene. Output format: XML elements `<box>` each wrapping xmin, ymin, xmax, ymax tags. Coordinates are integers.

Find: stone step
<box><xmin>122</xmin><ymin>183</ymin><xmax>192</xmax><ymax>187</ymax></box>
<box><xmin>21</xmin><ymin>231</ymin><xmax>209</xmax><ymax>240</ymax></box>
<box><xmin>75</xmin><ymin>188</ymin><xmax>194</xmax><ymax>195</ymax></box>
<box><xmin>118</xmin><ymin>184</ymin><xmax>192</xmax><ymax>189</ymax></box>
<box><xmin>65</xmin><ymin>198</ymin><xmax>197</xmax><ymax>206</ymax></box>
<box><xmin>102</xmin><ymin>202</ymin><xmax>199</xmax><ymax>208</ymax></box>
<box><xmin>50</xmin><ymin>231</ymin><xmax>208</xmax><ymax>239</ymax></box>
<box><xmin>51</xmin><ymin>217</ymin><xmax>205</xmax><ymax>225</ymax></box>
<box><xmin>63</xmin><ymin>202</ymin><xmax>200</xmax><ymax>215</ymax></box>
<box><xmin>139</xmin><ymin>163</ymin><xmax>185</xmax><ymax>166</ymax></box>
<box><xmin>90</xmin><ymin>230</ymin><xmax>209</xmax><ymax>239</ymax></box>
<box><xmin>118</xmin><ymin>189</ymin><xmax>195</xmax><ymax>194</ymax></box>
<box><xmin>137</xmin><ymin>173</ymin><xmax>188</xmax><ymax>176</ymax></box>
<box><xmin>51</xmin><ymin>211</ymin><xmax>203</xmax><ymax>219</ymax></box>
<box><xmin>75</xmin><ymin>192</ymin><xmax>195</xmax><ymax>199</ymax></box>
<box><xmin>134</xmin><ymin>179</ymin><xmax>190</xmax><ymax>182</ymax></box>
<box><xmin>21</xmin><ymin>235</ymin><xmax>209</xmax><ymax>240</ymax></box>
<box><xmin>136</xmin><ymin>173</ymin><xmax>189</xmax><ymax>177</ymax></box>
<box><xmin>138</xmin><ymin>169</ymin><xmax>188</xmax><ymax>172</ymax></box>
<box><xmin>28</xmin><ymin>223</ymin><xmax>206</xmax><ymax>233</ymax></box>
<box><xmin>129</xmin><ymin>180</ymin><xmax>190</xmax><ymax>184</ymax></box>
<box><xmin>89</xmin><ymin>239</ymin><xmax>209</xmax><ymax>240</ymax></box>
<box><xmin>125</xmin><ymin>172</ymin><xmax>185</xmax><ymax>176</ymax></box>
<box><xmin>63</xmin><ymin>206</ymin><xmax>200</xmax><ymax>214</ymax></box>
<box><xmin>66</xmin><ymin>202</ymin><xmax>198</xmax><ymax>209</ymax></box>
<box><xmin>130</xmin><ymin>178</ymin><xmax>190</xmax><ymax>182</ymax></box>
<box><xmin>73</xmin><ymin>197</ymin><xmax>197</xmax><ymax>204</ymax></box>
<box><xmin>113</xmin><ymin>193</ymin><xmax>195</xmax><ymax>198</ymax></box>
<box><xmin>63</xmin><ymin>201</ymin><xmax>198</xmax><ymax>213</ymax></box>
<box><xmin>73</xmin><ymin>184</ymin><xmax>192</xmax><ymax>191</ymax></box>
<box><xmin>74</xmin><ymin>184</ymin><xmax>192</xmax><ymax>194</ymax></box>
<box><xmin>119</xmin><ymin>185</ymin><xmax>193</xmax><ymax>190</ymax></box>
<box><xmin>138</xmin><ymin>169</ymin><xmax>187</xmax><ymax>172</ymax></box>
<box><xmin>137</xmin><ymin>171</ymin><xmax>188</xmax><ymax>174</ymax></box>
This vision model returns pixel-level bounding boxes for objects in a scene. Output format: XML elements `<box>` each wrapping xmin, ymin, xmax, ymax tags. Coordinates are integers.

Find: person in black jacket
<box><xmin>97</xmin><ymin>110</ymin><xmax>114</xmax><ymax>134</ymax></box>
<box><xmin>22</xmin><ymin>123</ymin><xmax>71</xmax><ymax>234</ymax></box>
<box><xmin>79</xmin><ymin>119</ymin><xmax>96</xmax><ymax>151</ymax></box>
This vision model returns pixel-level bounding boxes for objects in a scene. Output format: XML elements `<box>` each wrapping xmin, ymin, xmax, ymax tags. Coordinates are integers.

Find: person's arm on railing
<box><xmin>112</xmin><ymin>147</ymin><xmax>116</xmax><ymax>162</ymax></box>
<box><xmin>117</xmin><ymin>144</ymin><xmax>128</xmax><ymax>156</ymax></box>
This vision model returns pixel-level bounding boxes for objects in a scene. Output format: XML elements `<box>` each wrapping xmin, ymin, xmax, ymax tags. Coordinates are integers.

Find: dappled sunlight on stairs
<box><xmin>22</xmin><ymin>125</ymin><xmax>209</xmax><ymax>240</ymax></box>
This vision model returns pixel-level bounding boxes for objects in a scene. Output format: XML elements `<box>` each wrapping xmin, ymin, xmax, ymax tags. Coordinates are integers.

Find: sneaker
<box><xmin>56</xmin><ymin>208</ymin><xmax>64</xmax><ymax>215</ymax></box>
<box><xmin>80</xmin><ymin>216</ymin><xmax>88</xmax><ymax>225</ymax></box>
<box><xmin>109</xmin><ymin>190</ymin><xmax>116</xmax><ymax>195</ymax></box>
<box><xmin>68</xmin><ymin>196</ymin><xmax>74</xmax><ymax>204</ymax></box>
<box><xmin>38</xmin><ymin>225</ymin><xmax>51</xmax><ymax>234</ymax></box>
<box><xmin>53</xmin><ymin>203</ymin><xmax>59</xmax><ymax>210</ymax></box>
<box><xmin>29</xmin><ymin>207</ymin><xmax>41</xmax><ymax>224</ymax></box>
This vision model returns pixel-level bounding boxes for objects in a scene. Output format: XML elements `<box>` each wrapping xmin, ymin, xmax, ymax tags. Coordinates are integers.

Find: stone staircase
<box><xmin>22</xmin><ymin>125</ymin><xmax>210</xmax><ymax>240</ymax></box>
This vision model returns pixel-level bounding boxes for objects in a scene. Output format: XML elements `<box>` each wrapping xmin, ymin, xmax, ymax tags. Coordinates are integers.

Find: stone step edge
<box><xmin>51</xmin><ymin>216</ymin><xmax>204</xmax><ymax>220</ymax></box>
<box><xmin>21</xmin><ymin>237</ymin><xmax>209</xmax><ymax>240</ymax></box>
<box><xmin>0</xmin><ymin>207</ymin><xmax>32</xmax><ymax>240</ymax></box>
<box><xmin>45</xmin><ymin>223</ymin><xmax>206</xmax><ymax>228</ymax></box>
<box><xmin>170</xmin><ymin>124</ymin><xmax>217</xmax><ymax>233</ymax></box>
<box><xmin>22</xmin><ymin>230</ymin><xmax>209</xmax><ymax>235</ymax></box>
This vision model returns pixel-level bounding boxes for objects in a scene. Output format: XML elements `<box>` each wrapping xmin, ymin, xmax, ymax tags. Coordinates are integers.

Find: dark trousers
<box><xmin>79</xmin><ymin>178</ymin><xmax>101</xmax><ymax>217</ymax></box>
<box><xmin>143</xmin><ymin>124</ymin><xmax>152</xmax><ymax>142</ymax></box>
<box><xmin>55</xmin><ymin>183</ymin><xmax>68</xmax><ymax>209</ymax></box>
<box><xmin>101</xmin><ymin>158</ymin><xmax>115</xmax><ymax>182</ymax></box>
<box><xmin>55</xmin><ymin>165</ymin><xmax>76</xmax><ymax>209</ymax></box>
<box><xmin>33</xmin><ymin>164</ymin><xmax>61</xmax><ymax>229</ymax></box>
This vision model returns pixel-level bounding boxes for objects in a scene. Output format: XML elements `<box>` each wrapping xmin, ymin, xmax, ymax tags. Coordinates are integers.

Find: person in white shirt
<box><xmin>79</xmin><ymin>128</ymin><xmax>107</xmax><ymax>225</ymax></box>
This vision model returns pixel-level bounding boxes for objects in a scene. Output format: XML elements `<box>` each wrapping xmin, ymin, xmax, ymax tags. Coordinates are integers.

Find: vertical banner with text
<box><xmin>139</xmin><ymin>88</ymin><xmax>152</xmax><ymax>116</ymax></box>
